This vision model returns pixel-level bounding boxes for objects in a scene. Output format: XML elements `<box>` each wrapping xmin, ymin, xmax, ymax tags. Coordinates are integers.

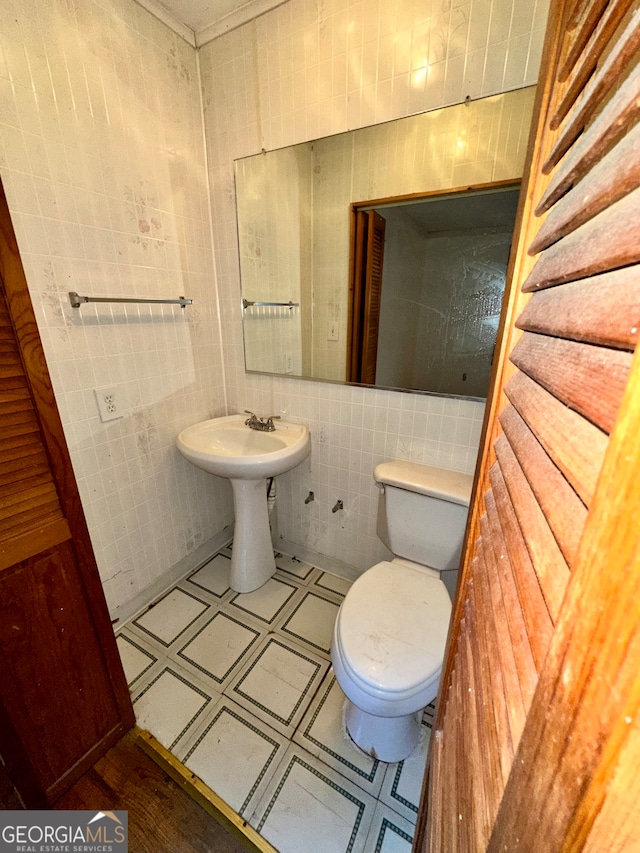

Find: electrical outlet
<box><xmin>94</xmin><ymin>387</ymin><xmax>123</xmax><ymax>422</ymax></box>
<box><xmin>285</xmin><ymin>352</ymin><xmax>293</xmax><ymax>373</ymax></box>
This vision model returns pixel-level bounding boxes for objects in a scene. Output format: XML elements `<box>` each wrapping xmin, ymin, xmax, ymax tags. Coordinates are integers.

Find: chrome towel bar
<box><xmin>242</xmin><ymin>299</ymin><xmax>299</xmax><ymax>309</ymax></box>
<box><xmin>69</xmin><ymin>291</ymin><xmax>193</xmax><ymax>309</ymax></box>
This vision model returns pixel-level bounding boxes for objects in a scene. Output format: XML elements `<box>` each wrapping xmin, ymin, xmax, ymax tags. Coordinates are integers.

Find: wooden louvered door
<box><xmin>0</xmin><ymin>179</ymin><xmax>134</xmax><ymax>806</ymax></box>
<box><xmin>347</xmin><ymin>209</ymin><xmax>386</xmax><ymax>383</ymax></box>
<box><xmin>417</xmin><ymin>0</ymin><xmax>640</xmax><ymax>849</ymax></box>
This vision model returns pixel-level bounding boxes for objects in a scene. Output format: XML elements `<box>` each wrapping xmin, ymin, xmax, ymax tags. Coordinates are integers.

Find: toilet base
<box><xmin>344</xmin><ymin>699</ymin><xmax>422</xmax><ymax>763</ymax></box>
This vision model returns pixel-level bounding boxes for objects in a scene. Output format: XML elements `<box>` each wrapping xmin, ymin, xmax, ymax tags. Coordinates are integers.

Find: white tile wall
<box><xmin>0</xmin><ymin>0</ymin><xmax>233</xmax><ymax>613</ymax></box>
<box><xmin>198</xmin><ymin>0</ymin><xmax>548</xmax><ymax>571</ymax></box>
<box><xmin>0</xmin><ymin>0</ymin><xmax>549</xmax><ymax>613</ymax></box>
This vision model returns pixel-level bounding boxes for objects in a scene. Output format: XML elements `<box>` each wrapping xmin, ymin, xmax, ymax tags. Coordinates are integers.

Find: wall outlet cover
<box><xmin>94</xmin><ymin>387</ymin><xmax>123</xmax><ymax>422</ymax></box>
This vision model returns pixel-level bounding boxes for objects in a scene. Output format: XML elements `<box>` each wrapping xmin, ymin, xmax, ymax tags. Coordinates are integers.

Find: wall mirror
<box><xmin>235</xmin><ymin>86</ymin><xmax>536</xmax><ymax>399</ymax></box>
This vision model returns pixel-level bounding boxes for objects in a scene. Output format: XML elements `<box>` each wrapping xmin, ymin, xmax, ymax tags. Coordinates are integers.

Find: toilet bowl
<box><xmin>330</xmin><ymin>461</ymin><xmax>472</xmax><ymax>762</ymax></box>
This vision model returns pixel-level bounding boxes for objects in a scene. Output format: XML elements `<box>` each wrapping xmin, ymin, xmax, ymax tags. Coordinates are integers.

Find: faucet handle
<box><xmin>265</xmin><ymin>415</ymin><xmax>281</xmax><ymax>431</ymax></box>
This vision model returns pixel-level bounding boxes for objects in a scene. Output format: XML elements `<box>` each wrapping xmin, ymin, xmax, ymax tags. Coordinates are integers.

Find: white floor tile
<box><xmin>133</xmin><ymin>588</ymin><xmax>210</xmax><ymax>647</ymax></box>
<box><xmin>183</xmin><ymin>553</ymin><xmax>232</xmax><ymax>599</ymax></box>
<box><xmin>294</xmin><ymin>671</ymin><xmax>385</xmax><ymax>797</ymax></box>
<box><xmin>226</xmin><ymin>635</ymin><xmax>329</xmax><ymax>737</ymax></box>
<box><xmin>176</xmin><ymin>696</ymin><xmax>288</xmax><ymax>818</ymax></box>
<box><xmin>250</xmin><ymin>744</ymin><xmax>376</xmax><ymax>853</ymax></box>
<box><xmin>364</xmin><ymin>803</ymin><xmax>415</xmax><ymax>852</ymax></box>
<box><xmin>278</xmin><ymin>591</ymin><xmax>340</xmax><ymax>656</ymax></box>
<box><xmin>174</xmin><ymin>611</ymin><xmax>264</xmax><ymax>690</ymax></box>
<box><xmin>378</xmin><ymin>717</ymin><xmax>431</xmax><ymax>823</ymax></box>
<box><xmin>116</xmin><ymin>631</ymin><xmax>158</xmax><ymax>687</ymax></box>
<box><xmin>226</xmin><ymin>577</ymin><xmax>301</xmax><ymax>627</ymax></box>
<box><xmin>132</xmin><ymin>665</ymin><xmax>217</xmax><ymax>751</ymax></box>
<box><xmin>312</xmin><ymin>571</ymin><xmax>353</xmax><ymax>599</ymax></box>
<box><xmin>275</xmin><ymin>553</ymin><xmax>316</xmax><ymax>582</ymax></box>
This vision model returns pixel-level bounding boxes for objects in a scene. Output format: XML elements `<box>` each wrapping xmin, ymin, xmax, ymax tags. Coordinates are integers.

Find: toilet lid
<box><xmin>337</xmin><ymin>561</ymin><xmax>452</xmax><ymax>698</ymax></box>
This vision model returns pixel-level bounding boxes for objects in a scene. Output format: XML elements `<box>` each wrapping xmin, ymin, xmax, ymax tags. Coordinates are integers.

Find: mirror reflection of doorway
<box><xmin>347</xmin><ymin>182</ymin><xmax>521</xmax><ymax>397</ymax></box>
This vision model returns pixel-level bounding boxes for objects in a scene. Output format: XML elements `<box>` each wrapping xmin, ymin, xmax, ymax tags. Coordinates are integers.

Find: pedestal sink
<box><xmin>176</xmin><ymin>414</ymin><xmax>310</xmax><ymax>593</ymax></box>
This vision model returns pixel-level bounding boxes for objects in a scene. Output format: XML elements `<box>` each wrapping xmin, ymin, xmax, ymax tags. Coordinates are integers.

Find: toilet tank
<box><xmin>374</xmin><ymin>461</ymin><xmax>473</xmax><ymax>571</ymax></box>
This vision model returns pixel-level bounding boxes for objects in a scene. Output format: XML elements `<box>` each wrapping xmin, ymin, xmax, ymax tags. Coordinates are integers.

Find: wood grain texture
<box><xmin>55</xmin><ymin>731</ymin><xmax>250</xmax><ymax>853</ymax></box>
<box><xmin>494</xmin><ymin>434</ymin><xmax>570</xmax><ymax>617</ymax></box>
<box><xmin>557</xmin><ymin>0</ymin><xmax>616</xmax><ymax>80</ymax></box>
<box><xmin>551</xmin><ymin>0</ymin><xmax>635</xmax><ymax>128</ymax></box>
<box><xmin>537</xmin><ymin>65</ymin><xmax>640</xmax><ymax>215</ymax></box>
<box><xmin>487</xmin><ymin>466</ymin><xmax>553</xmax><ymax>673</ymax></box>
<box><xmin>531</xmin><ymin>120</ymin><xmax>640</xmax><ymax>255</ymax></box>
<box><xmin>488</xmin><ymin>343</ymin><xmax>640</xmax><ymax>853</ymax></box>
<box><xmin>510</xmin><ymin>331</ymin><xmax>632</xmax><ymax>433</ymax></box>
<box><xmin>544</xmin><ymin>7</ymin><xmax>640</xmax><ymax>172</ymax></box>
<box><xmin>523</xmin><ymin>187</ymin><xmax>640</xmax><ymax>291</ymax></box>
<box><xmin>504</xmin><ymin>371</ymin><xmax>607</xmax><ymax>506</ymax></box>
<box><xmin>499</xmin><ymin>404</ymin><xmax>586</xmax><ymax>567</ymax></box>
<box><xmin>516</xmin><ymin>268</ymin><xmax>640</xmax><ymax>350</ymax></box>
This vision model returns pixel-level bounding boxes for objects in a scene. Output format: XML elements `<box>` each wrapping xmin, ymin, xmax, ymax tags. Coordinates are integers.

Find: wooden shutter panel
<box><xmin>418</xmin><ymin>0</ymin><xmax>640</xmax><ymax>849</ymax></box>
<box><xmin>0</xmin><ymin>284</ymin><xmax>65</xmax><ymax>549</ymax></box>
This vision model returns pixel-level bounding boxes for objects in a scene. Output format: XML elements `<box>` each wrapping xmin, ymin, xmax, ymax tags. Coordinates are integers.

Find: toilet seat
<box><xmin>335</xmin><ymin>561</ymin><xmax>451</xmax><ymax>704</ymax></box>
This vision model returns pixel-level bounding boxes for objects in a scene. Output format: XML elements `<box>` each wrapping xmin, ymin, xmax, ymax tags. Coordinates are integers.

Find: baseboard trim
<box><xmin>135</xmin><ymin>728</ymin><xmax>277</xmax><ymax>853</ymax></box>
<box><xmin>274</xmin><ymin>538</ymin><xmax>363</xmax><ymax>583</ymax></box>
<box><xmin>111</xmin><ymin>526</ymin><xmax>233</xmax><ymax>628</ymax></box>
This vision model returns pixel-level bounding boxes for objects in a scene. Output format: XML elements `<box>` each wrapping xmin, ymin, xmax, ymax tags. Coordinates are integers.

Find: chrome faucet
<box><xmin>244</xmin><ymin>410</ymin><xmax>281</xmax><ymax>432</ymax></box>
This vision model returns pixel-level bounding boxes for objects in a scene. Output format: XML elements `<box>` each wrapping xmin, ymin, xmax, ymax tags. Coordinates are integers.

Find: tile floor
<box><xmin>116</xmin><ymin>546</ymin><xmax>435</xmax><ymax>853</ymax></box>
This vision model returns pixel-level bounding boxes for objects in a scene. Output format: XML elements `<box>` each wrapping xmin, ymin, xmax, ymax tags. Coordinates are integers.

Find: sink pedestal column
<box><xmin>228</xmin><ymin>478</ymin><xmax>276</xmax><ymax>593</ymax></box>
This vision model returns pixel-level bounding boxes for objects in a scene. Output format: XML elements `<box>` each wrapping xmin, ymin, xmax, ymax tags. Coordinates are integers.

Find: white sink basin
<box><xmin>176</xmin><ymin>414</ymin><xmax>310</xmax><ymax>479</ymax></box>
<box><xmin>176</xmin><ymin>414</ymin><xmax>311</xmax><ymax>593</ymax></box>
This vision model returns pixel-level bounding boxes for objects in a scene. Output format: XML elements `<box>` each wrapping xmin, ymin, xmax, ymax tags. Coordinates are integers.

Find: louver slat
<box><xmin>509</xmin><ymin>332</ymin><xmax>631</xmax><ymax>433</ymax></box>
<box><xmin>516</xmin><ymin>269</ymin><xmax>640</xmax><ymax>350</ymax></box>
<box><xmin>494</xmin><ymin>434</ymin><xmax>570</xmax><ymax>618</ymax></box>
<box><xmin>522</xmin><ymin>187</ymin><xmax>640</xmax><ymax>291</ymax></box>
<box><xmin>552</xmin><ymin>0</ymin><xmax>635</xmax><ymax>127</ymax></box>
<box><xmin>477</xmin><ymin>519</ymin><xmax>529</xmax><ymax>742</ymax></box>
<box><xmin>536</xmin><ymin>68</ymin><xmax>640</xmax><ymax>215</ymax></box>
<box><xmin>0</xmin><ymin>284</ymin><xmax>63</xmax><ymax>541</ymax></box>
<box><xmin>558</xmin><ymin>0</ymin><xmax>615</xmax><ymax>79</ymax></box>
<box><xmin>531</xmin><ymin>122</ymin><xmax>640</xmax><ymax>254</ymax></box>
<box><xmin>499</xmin><ymin>404</ymin><xmax>586</xmax><ymax>568</ymax></box>
<box><xmin>504</xmin><ymin>371</ymin><xmax>607</xmax><ymax>506</ymax></box>
<box><xmin>470</xmin><ymin>552</ymin><xmax>513</xmax><ymax>786</ymax></box>
<box><xmin>487</xmin><ymin>466</ymin><xmax>552</xmax><ymax>672</ymax></box>
<box><xmin>544</xmin><ymin>8</ymin><xmax>640</xmax><ymax>171</ymax></box>
<box><xmin>479</xmin><ymin>504</ymin><xmax>538</xmax><ymax>700</ymax></box>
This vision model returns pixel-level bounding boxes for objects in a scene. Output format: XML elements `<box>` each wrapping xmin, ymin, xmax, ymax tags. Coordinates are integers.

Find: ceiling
<box><xmin>140</xmin><ymin>0</ymin><xmax>288</xmax><ymax>46</ymax></box>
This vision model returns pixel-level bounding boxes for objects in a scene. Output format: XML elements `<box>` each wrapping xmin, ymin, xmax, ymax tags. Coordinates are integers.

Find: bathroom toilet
<box><xmin>331</xmin><ymin>460</ymin><xmax>473</xmax><ymax>762</ymax></box>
